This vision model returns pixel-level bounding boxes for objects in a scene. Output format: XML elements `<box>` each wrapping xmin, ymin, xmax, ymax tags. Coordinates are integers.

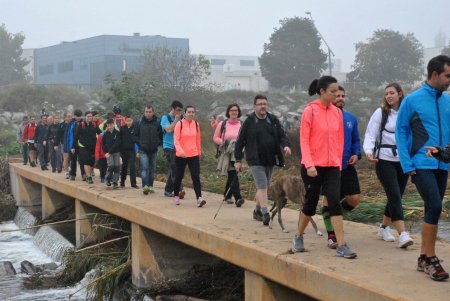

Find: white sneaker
<box><xmin>197</xmin><ymin>197</ymin><xmax>206</xmax><ymax>207</ymax></box>
<box><xmin>378</xmin><ymin>224</ymin><xmax>395</xmax><ymax>242</ymax></box>
<box><xmin>65</xmin><ymin>172</ymin><xmax>69</xmax><ymax>179</ymax></box>
<box><xmin>399</xmin><ymin>231</ymin><xmax>414</xmax><ymax>248</ymax></box>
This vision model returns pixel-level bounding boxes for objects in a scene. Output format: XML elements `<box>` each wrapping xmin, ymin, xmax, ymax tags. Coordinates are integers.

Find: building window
<box><xmin>39</xmin><ymin>64</ymin><xmax>54</xmax><ymax>75</ymax></box>
<box><xmin>210</xmin><ymin>59</ymin><xmax>226</xmax><ymax>65</ymax></box>
<box><xmin>240</xmin><ymin>60</ymin><xmax>255</xmax><ymax>67</ymax></box>
<box><xmin>58</xmin><ymin>61</ymin><xmax>73</xmax><ymax>73</ymax></box>
<box><xmin>80</xmin><ymin>58</ymin><xmax>89</xmax><ymax>70</ymax></box>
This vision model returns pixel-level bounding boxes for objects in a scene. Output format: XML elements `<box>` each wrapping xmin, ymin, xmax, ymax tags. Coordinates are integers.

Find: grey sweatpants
<box><xmin>106</xmin><ymin>153</ymin><xmax>121</xmax><ymax>184</ymax></box>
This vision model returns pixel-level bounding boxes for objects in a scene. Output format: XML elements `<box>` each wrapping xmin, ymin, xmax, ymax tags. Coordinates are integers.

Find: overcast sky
<box><xmin>2</xmin><ymin>0</ymin><xmax>448</xmax><ymax>72</ymax></box>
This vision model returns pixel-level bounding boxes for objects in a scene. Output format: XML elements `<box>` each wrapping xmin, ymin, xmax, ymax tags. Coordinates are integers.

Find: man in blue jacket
<box><xmin>67</xmin><ymin>109</ymin><xmax>86</xmax><ymax>181</ymax></box>
<box><xmin>396</xmin><ymin>55</ymin><xmax>450</xmax><ymax>281</ymax></box>
<box><xmin>322</xmin><ymin>86</ymin><xmax>361</xmax><ymax>249</ymax></box>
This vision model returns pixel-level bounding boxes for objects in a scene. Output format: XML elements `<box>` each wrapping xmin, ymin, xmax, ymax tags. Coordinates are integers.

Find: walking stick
<box><xmin>214</xmin><ymin>171</ymin><xmax>240</xmax><ymax>219</ymax></box>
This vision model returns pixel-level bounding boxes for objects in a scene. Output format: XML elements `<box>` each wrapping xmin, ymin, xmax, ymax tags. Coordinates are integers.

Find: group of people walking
<box><xmin>17</xmin><ymin>55</ymin><xmax>450</xmax><ymax>282</ymax></box>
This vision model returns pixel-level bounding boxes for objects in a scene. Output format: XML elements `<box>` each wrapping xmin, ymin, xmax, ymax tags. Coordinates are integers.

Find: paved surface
<box><xmin>11</xmin><ymin>163</ymin><xmax>450</xmax><ymax>300</ymax></box>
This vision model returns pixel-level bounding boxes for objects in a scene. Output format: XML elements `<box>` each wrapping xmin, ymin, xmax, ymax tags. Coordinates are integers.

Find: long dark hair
<box><xmin>307</xmin><ymin>76</ymin><xmax>337</xmax><ymax>96</ymax></box>
<box><xmin>382</xmin><ymin>82</ymin><xmax>404</xmax><ymax>116</ymax></box>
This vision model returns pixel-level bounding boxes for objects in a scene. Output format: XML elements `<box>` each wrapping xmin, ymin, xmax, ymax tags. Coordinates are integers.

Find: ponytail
<box><xmin>308</xmin><ymin>79</ymin><xmax>319</xmax><ymax>96</ymax></box>
<box><xmin>307</xmin><ymin>76</ymin><xmax>338</xmax><ymax>96</ymax></box>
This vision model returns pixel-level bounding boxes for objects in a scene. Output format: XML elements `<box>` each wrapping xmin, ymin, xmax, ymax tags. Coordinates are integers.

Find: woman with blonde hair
<box><xmin>363</xmin><ymin>82</ymin><xmax>414</xmax><ymax>248</ymax></box>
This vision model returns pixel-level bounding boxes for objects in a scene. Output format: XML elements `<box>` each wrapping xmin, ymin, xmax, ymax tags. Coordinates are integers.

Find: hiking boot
<box><xmin>197</xmin><ymin>197</ymin><xmax>206</xmax><ymax>207</ymax></box>
<box><xmin>173</xmin><ymin>196</ymin><xmax>180</xmax><ymax>205</ymax></box>
<box><xmin>253</xmin><ymin>210</ymin><xmax>263</xmax><ymax>221</ymax></box>
<box><xmin>263</xmin><ymin>213</ymin><xmax>270</xmax><ymax>226</ymax></box>
<box><xmin>179</xmin><ymin>190</ymin><xmax>185</xmax><ymax>199</ymax></box>
<box><xmin>336</xmin><ymin>243</ymin><xmax>357</xmax><ymax>259</ymax></box>
<box><xmin>399</xmin><ymin>232</ymin><xmax>414</xmax><ymax>248</ymax></box>
<box><xmin>65</xmin><ymin>172</ymin><xmax>70</xmax><ymax>179</ymax></box>
<box><xmin>131</xmin><ymin>185</ymin><xmax>139</xmax><ymax>189</ymax></box>
<box><xmin>86</xmin><ymin>177</ymin><xmax>93</xmax><ymax>184</ymax></box>
<box><xmin>328</xmin><ymin>234</ymin><xmax>338</xmax><ymax>249</ymax></box>
<box><xmin>425</xmin><ymin>257</ymin><xmax>449</xmax><ymax>281</ymax></box>
<box><xmin>30</xmin><ymin>162</ymin><xmax>36</xmax><ymax>167</ymax></box>
<box><xmin>236</xmin><ymin>198</ymin><xmax>245</xmax><ymax>207</ymax></box>
<box><xmin>225</xmin><ymin>198</ymin><xmax>234</xmax><ymax>204</ymax></box>
<box><xmin>143</xmin><ymin>186</ymin><xmax>150</xmax><ymax>195</ymax></box>
<box><xmin>149</xmin><ymin>186</ymin><xmax>154</xmax><ymax>193</ymax></box>
<box><xmin>378</xmin><ymin>224</ymin><xmax>395</xmax><ymax>242</ymax></box>
<box><xmin>81</xmin><ymin>174</ymin><xmax>87</xmax><ymax>181</ymax></box>
<box><xmin>106</xmin><ymin>180</ymin><xmax>111</xmax><ymax>187</ymax></box>
<box><xmin>70</xmin><ymin>175</ymin><xmax>75</xmax><ymax>181</ymax></box>
<box><xmin>120</xmin><ymin>182</ymin><xmax>125</xmax><ymax>188</ymax></box>
<box><xmin>164</xmin><ymin>191</ymin><xmax>173</xmax><ymax>197</ymax></box>
<box><xmin>418</xmin><ymin>256</ymin><xmax>426</xmax><ymax>272</ymax></box>
<box><xmin>293</xmin><ymin>235</ymin><xmax>305</xmax><ymax>252</ymax></box>
<box><xmin>113</xmin><ymin>182</ymin><xmax>118</xmax><ymax>189</ymax></box>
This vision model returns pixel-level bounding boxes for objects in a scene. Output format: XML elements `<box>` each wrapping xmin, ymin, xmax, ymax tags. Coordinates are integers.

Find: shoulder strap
<box><xmin>380</xmin><ymin>113</ymin><xmax>388</xmax><ymax>133</ymax></box>
<box><xmin>166</xmin><ymin>114</ymin><xmax>173</xmax><ymax>123</ymax></box>
<box><xmin>221</xmin><ymin>120</ymin><xmax>227</xmax><ymax>142</ymax></box>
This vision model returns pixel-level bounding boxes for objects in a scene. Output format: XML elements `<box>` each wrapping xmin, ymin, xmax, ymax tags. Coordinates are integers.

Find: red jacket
<box><xmin>95</xmin><ymin>133</ymin><xmax>106</xmax><ymax>159</ymax></box>
<box><xmin>300</xmin><ymin>99</ymin><xmax>344</xmax><ymax>169</ymax></box>
<box><xmin>22</xmin><ymin>123</ymin><xmax>37</xmax><ymax>143</ymax></box>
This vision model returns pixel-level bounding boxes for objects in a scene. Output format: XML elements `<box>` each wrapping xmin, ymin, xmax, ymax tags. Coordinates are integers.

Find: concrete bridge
<box><xmin>9</xmin><ymin>163</ymin><xmax>450</xmax><ymax>301</ymax></box>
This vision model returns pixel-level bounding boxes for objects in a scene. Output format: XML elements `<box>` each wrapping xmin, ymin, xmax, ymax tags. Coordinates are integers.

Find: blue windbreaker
<box><xmin>66</xmin><ymin>118</ymin><xmax>83</xmax><ymax>151</ymax></box>
<box><xmin>342</xmin><ymin>110</ymin><xmax>361</xmax><ymax>170</ymax></box>
<box><xmin>396</xmin><ymin>83</ymin><xmax>450</xmax><ymax>173</ymax></box>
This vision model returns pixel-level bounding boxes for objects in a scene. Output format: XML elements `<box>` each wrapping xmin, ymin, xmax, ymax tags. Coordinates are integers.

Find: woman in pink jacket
<box><xmin>293</xmin><ymin>76</ymin><xmax>356</xmax><ymax>259</ymax></box>
<box><xmin>213</xmin><ymin>103</ymin><xmax>245</xmax><ymax>207</ymax></box>
<box><xmin>173</xmin><ymin>106</ymin><xmax>205</xmax><ymax>207</ymax></box>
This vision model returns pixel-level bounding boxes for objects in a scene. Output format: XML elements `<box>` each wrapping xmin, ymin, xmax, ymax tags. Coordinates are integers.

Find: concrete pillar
<box><xmin>42</xmin><ymin>186</ymin><xmax>74</xmax><ymax>219</ymax></box>
<box><xmin>9</xmin><ymin>167</ymin><xmax>21</xmax><ymax>205</ymax></box>
<box><xmin>245</xmin><ymin>270</ymin><xmax>316</xmax><ymax>301</ymax></box>
<box><xmin>17</xmin><ymin>175</ymin><xmax>42</xmax><ymax>206</ymax></box>
<box><xmin>132</xmin><ymin>222</ymin><xmax>220</xmax><ymax>288</ymax></box>
<box><xmin>75</xmin><ymin>200</ymin><xmax>113</xmax><ymax>247</ymax></box>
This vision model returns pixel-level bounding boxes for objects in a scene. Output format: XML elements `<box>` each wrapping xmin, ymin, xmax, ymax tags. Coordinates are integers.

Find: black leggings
<box><xmin>375</xmin><ymin>159</ymin><xmax>409</xmax><ymax>222</ymax></box>
<box><xmin>301</xmin><ymin>165</ymin><xmax>342</xmax><ymax>217</ymax></box>
<box><xmin>174</xmin><ymin>156</ymin><xmax>202</xmax><ymax>199</ymax></box>
<box><xmin>225</xmin><ymin>168</ymin><xmax>242</xmax><ymax>200</ymax></box>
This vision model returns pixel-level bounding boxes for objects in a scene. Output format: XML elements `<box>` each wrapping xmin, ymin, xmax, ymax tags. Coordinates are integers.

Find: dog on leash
<box><xmin>268</xmin><ymin>175</ymin><xmax>323</xmax><ymax>235</ymax></box>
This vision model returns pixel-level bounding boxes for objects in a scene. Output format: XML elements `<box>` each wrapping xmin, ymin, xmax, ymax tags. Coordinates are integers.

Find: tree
<box><xmin>347</xmin><ymin>29</ymin><xmax>424</xmax><ymax>86</ymax></box>
<box><xmin>259</xmin><ymin>17</ymin><xmax>327</xmax><ymax>89</ymax></box>
<box><xmin>0</xmin><ymin>24</ymin><xmax>30</xmax><ymax>86</ymax></box>
<box><xmin>441</xmin><ymin>40</ymin><xmax>450</xmax><ymax>57</ymax></box>
<box><xmin>138</xmin><ymin>46</ymin><xmax>216</xmax><ymax>108</ymax></box>
<box><xmin>434</xmin><ymin>28</ymin><xmax>447</xmax><ymax>48</ymax></box>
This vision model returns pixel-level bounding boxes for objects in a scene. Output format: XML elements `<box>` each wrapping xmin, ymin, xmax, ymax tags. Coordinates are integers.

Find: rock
<box><xmin>207</xmin><ymin>106</ymin><xmax>227</xmax><ymax>118</ymax></box>
<box><xmin>67</xmin><ymin>105</ymin><xmax>74</xmax><ymax>112</ymax></box>
<box><xmin>239</xmin><ymin>104</ymin><xmax>253</xmax><ymax>110</ymax></box>
<box><xmin>271</xmin><ymin>111</ymin><xmax>282</xmax><ymax>118</ymax></box>
<box><xmin>43</xmin><ymin>262</ymin><xmax>58</xmax><ymax>270</ymax></box>
<box><xmin>1</xmin><ymin>111</ymin><xmax>12</xmax><ymax>119</ymax></box>
<box><xmin>21</xmin><ymin>260</ymin><xmax>37</xmax><ymax>275</ymax></box>
<box><xmin>354</xmin><ymin>91</ymin><xmax>364</xmax><ymax>97</ymax></box>
<box><xmin>0</xmin><ymin>261</ymin><xmax>16</xmax><ymax>276</ymax></box>
<box><xmin>287</xmin><ymin>112</ymin><xmax>301</xmax><ymax>117</ymax></box>
<box><xmin>210</xmin><ymin>100</ymin><xmax>218</xmax><ymax>109</ymax></box>
<box><xmin>297</xmin><ymin>105</ymin><xmax>307</xmax><ymax>114</ymax></box>
<box><xmin>0</xmin><ymin>117</ymin><xmax>8</xmax><ymax>125</ymax></box>
<box><xmin>359</xmin><ymin>97</ymin><xmax>371</xmax><ymax>102</ymax></box>
<box><xmin>277</xmin><ymin>105</ymin><xmax>295</xmax><ymax>113</ymax></box>
<box><xmin>12</xmin><ymin>112</ymin><xmax>26</xmax><ymax>122</ymax></box>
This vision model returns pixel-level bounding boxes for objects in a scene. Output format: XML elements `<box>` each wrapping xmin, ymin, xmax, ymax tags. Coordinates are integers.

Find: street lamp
<box><xmin>305</xmin><ymin>12</ymin><xmax>335</xmax><ymax>76</ymax></box>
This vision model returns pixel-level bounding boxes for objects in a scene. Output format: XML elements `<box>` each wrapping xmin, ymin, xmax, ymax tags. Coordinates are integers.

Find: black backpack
<box><xmin>374</xmin><ymin>113</ymin><xmax>397</xmax><ymax>159</ymax></box>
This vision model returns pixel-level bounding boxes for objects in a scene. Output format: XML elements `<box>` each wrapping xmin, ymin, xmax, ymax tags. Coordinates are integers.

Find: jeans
<box><xmin>22</xmin><ymin>143</ymin><xmax>28</xmax><ymax>163</ymax></box>
<box><xmin>106</xmin><ymin>153</ymin><xmax>121</xmax><ymax>184</ymax></box>
<box><xmin>139</xmin><ymin>150</ymin><xmax>157</xmax><ymax>187</ymax></box>
<box><xmin>121</xmin><ymin>149</ymin><xmax>137</xmax><ymax>186</ymax></box>
<box><xmin>48</xmin><ymin>140</ymin><xmax>62</xmax><ymax>171</ymax></box>
<box><xmin>38</xmin><ymin>143</ymin><xmax>47</xmax><ymax>167</ymax></box>
<box><xmin>412</xmin><ymin>169</ymin><xmax>448</xmax><ymax>225</ymax></box>
<box><xmin>375</xmin><ymin>159</ymin><xmax>409</xmax><ymax>222</ymax></box>
<box><xmin>164</xmin><ymin>148</ymin><xmax>183</xmax><ymax>193</ymax></box>
<box><xmin>174</xmin><ymin>156</ymin><xmax>202</xmax><ymax>199</ymax></box>
<box><xmin>301</xmin><ymin>165</ymin><xmax>342</xmax><ymax>217</ymax></box>
<box><xmin>69</xmin><ymin>150</ymin><xmax>86</xmax><ymax>177</ymax></box>
<box><xmin>225</xmin><ymin>168</ymin><xmax>242</xmax><ymax>200</ymax></box>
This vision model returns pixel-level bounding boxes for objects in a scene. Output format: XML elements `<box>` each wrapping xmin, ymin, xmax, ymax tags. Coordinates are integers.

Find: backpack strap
<box><xmin>166</xmin><ymin>114</ymin><xmax>173</xmax><ymax>124</ymax></box>
<box><xmin>376</xmin><ymin>112</ymin><xmax>396</xmax><ymax>159</ymax></box>
<box><xmin>221</xmin><ymin>120</ymin><xmax>228</xmax><ymax>144</ymax></box>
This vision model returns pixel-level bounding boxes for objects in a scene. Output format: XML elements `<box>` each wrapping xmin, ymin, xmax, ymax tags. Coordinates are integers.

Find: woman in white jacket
<box><xmin>363</xmin><ymin>82</ymin><xmax>413</xmax><ymax>248</ymax></box>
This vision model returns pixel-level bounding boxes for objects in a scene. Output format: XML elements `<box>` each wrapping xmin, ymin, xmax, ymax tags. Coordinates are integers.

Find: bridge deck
<box><xmin>10</xmin><ymin>163</ymin><xmax>450</xmax><ymax>301</ymax></box>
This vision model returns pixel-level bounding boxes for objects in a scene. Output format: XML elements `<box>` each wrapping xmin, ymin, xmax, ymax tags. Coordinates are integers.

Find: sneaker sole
<box><xmin>399</xmin><ymin>240</ymin><xmax>414</xmax><ymax>248</ymax></box>
<box><xmin>198</xmin><ymin>200</ymin><xmax>206</xmax><ymax>207</ymax></box>
<box><xmin>292</xmin><ymin>238</ymin><xmax>305</xmax><ymax>252</ymax></box>
<box><xmin>431</xmin><ymin>274</ymin><xmax>450</xmax><ymax>281</ymax></box>
<box><xmin>328</xmin><ymin>244</ymin><xmax>338</xmax><ymax>249</ymax></box>
<box><xmin>143</xmin><ymin>190</ymin><xmax>149</xmax><ymax>195</ymax></box>
<box><xmin>236</xmin><ymin>199</ymin><xmax>245</xmax><ymax>207</ymax></box>
<box><xmin>336</xmin><ymin>253</ymin><xmax>357</xmax><ymax>259</ymax></box>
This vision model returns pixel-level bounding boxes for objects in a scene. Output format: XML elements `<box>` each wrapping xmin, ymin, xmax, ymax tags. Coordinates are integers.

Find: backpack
<box><xmin>115</xmin><ymin>116</ymin><xmax>124</xmax><ymax>128</ymax></box>
<box><xmin>374</xmin><ymin>113</ymin><xmax>397</xmax><ymax>159</ymax></box>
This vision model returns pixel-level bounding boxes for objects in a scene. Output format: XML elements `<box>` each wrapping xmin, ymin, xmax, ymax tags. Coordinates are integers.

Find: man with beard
<box><xmin>321</xmin><ymin>86</ymin><xmax>361</xmax><ymax>249</ymax></box>
<box><xmin>234</xmin><ymin>94</ymin><xmax>291</xmax><ymax>225</ymax></box>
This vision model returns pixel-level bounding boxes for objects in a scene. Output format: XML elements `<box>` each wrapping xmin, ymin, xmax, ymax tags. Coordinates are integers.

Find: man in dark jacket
<box><xmin>235</xmin><ymin>94</ymin><xmax>291</xmax><ymax>225</ymax></box>
<box><xmin>45</xmin><ymin>115</ymin><xmax>62</xmax><ymax>173</ymax></box>
<box><xmin>34</xmin><ymin>114</ymin><xmax>49</xmax><ymax>170</ymax></box>
<box><xmin>120</xmin><ymin>115</ymin><xmax>138</xmax><ymax>188</ymax></box>
<box><xmin>72</xmin><ymin>111</ymin><xmax>102</xmax><ymax>184</ymax></box>
<box><xmin>54</xmin><ymin>112</ymin><xmax>72</xmax><ymax>178</ymax></box>
<box><xmin>132</xmin><ymin>105</ymin><xmax>163</xmax><ymax>195</ymax></box>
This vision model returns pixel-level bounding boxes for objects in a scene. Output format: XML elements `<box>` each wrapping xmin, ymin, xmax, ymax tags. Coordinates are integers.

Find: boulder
<box><xmin>240</xmin><ymin>104</ymin><xmax>253</xmax><ymax>110</ymax></box>
<box><xmin>209</xmin><ymin>100</ymin><xmax>218</xmax><ymax>110</ymax></box>
<box><xmin>297</xmin><ymin>105</ymin><xmax>307</xmax><ymax>114</ymax></box>
<box><xmin>277</xmin><ymin>105</ymin><xmax>295</xmax><ymax>113</ymax></box>
<box><xmin>207</xmin><ymin>106</ymin><xmax>227</xmax><ymax>118</ymax></box>
<box><xmin>43</xmin><ymin>262</ymin><xmax>58</xmax><ymax>270</ymax></box>
<box><xmin>359</xmin><ymin>97</ymin><xmax>371</xmax><ymax>102</ymax></box>
<box><xmin>0</xmin><ymin>117</ymin><xmax>8</xmax><ymax>125</ymax></box>
<box><xmin>0</xmin><ymin>261</ymin><xmax>16</xmax><ymax>276</ymax></box>
<box><xmin>2</xmin><ymin>111</ymin><xmax>12</xmax><ymax>119</ymax></box>
<box><xmin>21</xmin><ymin>260</ymin><xmax>37</xmax><ymax>275</ymax></box>
<box><xmin>11</xmin><ymin>112</ymin><xmax>26</xmax><ymax>122</ymax></box>
<box><xmin>271</xmin><ymin>111</ymin><xmax>282</xmax><ymax>118</ymax></box>
<box><xmin>66</xmin><ymin>105</ymin><xmax>74</xmax><ymax>112</ymax></box>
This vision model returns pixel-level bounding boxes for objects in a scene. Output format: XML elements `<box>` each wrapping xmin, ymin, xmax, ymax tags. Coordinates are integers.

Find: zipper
<box><xmin>436</xmin><ymin>91</ymin><xmax>443</xmax><ymax>169</ymax></box>
<box><xmin>326</xmin><ymin>106</ymin><xmax>329</xmax><ymax>166</ymax></box>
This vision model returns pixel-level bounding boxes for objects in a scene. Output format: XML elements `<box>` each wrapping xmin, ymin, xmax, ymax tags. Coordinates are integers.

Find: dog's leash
<box><xmin>214</xmin><ymin>171</ymin><xmax>240</xmax><ymax>219</ymax></box>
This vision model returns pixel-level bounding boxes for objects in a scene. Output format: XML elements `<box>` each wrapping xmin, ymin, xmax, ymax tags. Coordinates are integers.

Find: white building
<box><xmin>21</xmin><ymin>48</ymin><xmax>35</xmax><ymax>82</ymax></box>
<box><xmin>204</xmin><ymin>55</ymin><xmax>269</xmax><ymax>91</ymax></box>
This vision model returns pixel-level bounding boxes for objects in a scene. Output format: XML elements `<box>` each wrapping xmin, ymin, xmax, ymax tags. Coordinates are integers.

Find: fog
<box><xmin>1</xmin><ymin>0</ymin><xmax>448</xmax><ymax>72</ymax></box>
